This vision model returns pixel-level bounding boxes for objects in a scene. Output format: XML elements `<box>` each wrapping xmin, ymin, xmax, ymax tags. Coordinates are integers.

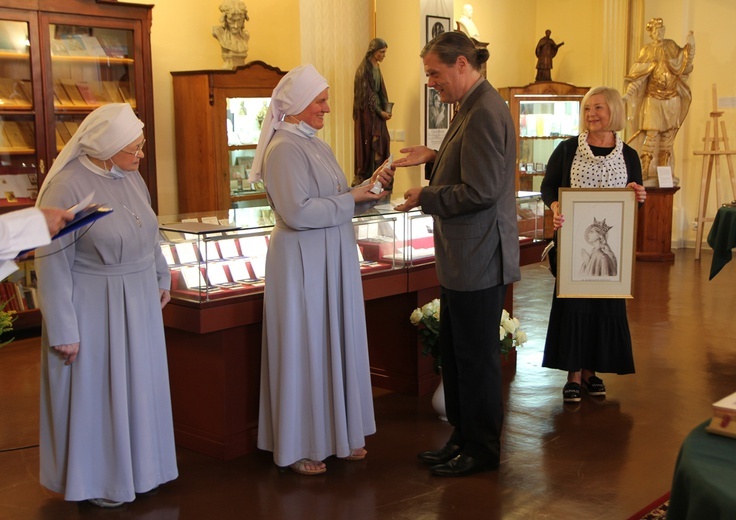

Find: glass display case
<box><xmin>159</xmin><ymin>204</ymin><xmax>402</xmax><ymax>303</ymax></box>
<box><xmin>499</xmin><ymin>82</ymin><xmax>589</xmax><ymax>193</ymax></box>
<box><xmin>160</xmin><ymin>192</ymin><xmax>547</xmax><ymax>304</ymax></box>
<box><xmin>516</xmin><ymin>191</ymin><xmax>545</xmax><ymax>242</ymax></box>
<box><xmin>171</xmin><ymin>62</ymin><xmax>287</xmax><ymax>213</ymax></box>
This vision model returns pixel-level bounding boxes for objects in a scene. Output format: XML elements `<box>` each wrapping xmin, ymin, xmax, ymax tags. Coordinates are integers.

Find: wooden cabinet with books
<box><xmin>1</xmin><ymin>1</ymin><xmax>156</xmax><ymax>331</ymax></box>
<box><xmin>0</xmin><ymin>0</ymin><xmax>157</xmax><ymax>217</ymax></box>
<box><xmin>171</xmin><ymin>62</ymin><xmax>287</xmax><ymax>213</ymax></box>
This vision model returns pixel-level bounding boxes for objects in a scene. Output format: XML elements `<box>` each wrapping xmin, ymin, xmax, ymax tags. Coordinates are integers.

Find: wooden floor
<box><xmin>1</xmin><ymin>248</ymin><xmax>734</xmax><ymax>519</ymax></box>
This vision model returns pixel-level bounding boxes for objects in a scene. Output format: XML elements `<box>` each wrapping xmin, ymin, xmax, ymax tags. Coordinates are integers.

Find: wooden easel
<box><xmin>693</xmin><ymin>84</ymin><xmax>736</xmax><ymax>260</ymax></box>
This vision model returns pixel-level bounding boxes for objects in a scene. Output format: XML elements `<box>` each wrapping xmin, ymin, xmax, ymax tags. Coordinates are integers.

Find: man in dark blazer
<box><xmin>395</xmin><ymin>31</ymin><xmax>520</xmax><ymax>477</ymax></box>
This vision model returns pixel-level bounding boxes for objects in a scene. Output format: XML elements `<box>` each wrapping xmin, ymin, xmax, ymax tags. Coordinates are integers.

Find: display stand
<box><xmin>693</xmin><ymin>84</ymin><xmax>736</xmax><ymax>260</ymax></box>
<box><xmin>636</xmin><ymin>186</ymin><xmax>680</xmax><ymax>261</ymax></box>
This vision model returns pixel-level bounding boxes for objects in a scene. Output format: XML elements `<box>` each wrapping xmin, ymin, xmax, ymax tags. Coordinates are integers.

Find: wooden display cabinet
<box><xmin>0</xmin><ymin>0</ymin><xmax>157</xmax><ymax>330</ymax></box>
<box><xmin>171</xmin><ymin>62</ymin><xmax>287</xmax><ymax>213</ymax></box>
<box><xmin>499</xmin><ymin>82</ymin><xmax>588</xmax><ymax>194</ymax></box>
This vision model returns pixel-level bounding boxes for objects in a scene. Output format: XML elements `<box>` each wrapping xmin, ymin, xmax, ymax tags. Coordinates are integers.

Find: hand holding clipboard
<box><xmin>15</xmin><ymin>194</ymin><xmax>113</xmax><ymax>258</ymax></box>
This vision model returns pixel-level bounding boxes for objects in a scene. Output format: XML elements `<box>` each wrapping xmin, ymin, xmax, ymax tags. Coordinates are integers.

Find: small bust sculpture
<box><xmin>456</xmin><ymin>4</ymin><xmax>480</xmax><ymax>39</ymax></box>
<box><xmin>212</xmin><ymin>0</ymin><xmax>250</xmax><ymax>69</ymax></box>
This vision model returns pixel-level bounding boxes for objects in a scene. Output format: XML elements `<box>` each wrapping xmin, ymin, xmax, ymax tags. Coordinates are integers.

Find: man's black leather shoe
<box><xmin>430</xmin><ymin>454</ymin><xmax>499</xmax><ymax>477</ymax></box>
<box><xmin>417</xmin><ymin>443</ymin><xmax>462</xmax><ymax>465</ymax></box>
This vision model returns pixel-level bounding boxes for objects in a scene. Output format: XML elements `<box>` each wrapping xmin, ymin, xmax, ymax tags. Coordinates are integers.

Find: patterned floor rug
<box><xmin>627</xmin><ymin>492</ymin><xmax>670</xmax><ymax>520</ymax></box>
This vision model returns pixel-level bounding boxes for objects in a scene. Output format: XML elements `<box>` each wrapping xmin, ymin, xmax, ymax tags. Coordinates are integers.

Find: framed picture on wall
<box><xmin>425</xmin><ymin>85</ymin><xmax>450</xmax><ymax>150</ymax></box>
<box><xmin>426</xmin><ymin>16</ymin><xmax>450</xmax><ymax>44</ymax></box>
<box><xmin>556</xmin><ymin>188</ymin><xmax>637</xmax><ymax>298</ymax></box>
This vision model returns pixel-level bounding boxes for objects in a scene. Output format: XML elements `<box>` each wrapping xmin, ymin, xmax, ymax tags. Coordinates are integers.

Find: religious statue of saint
<box><xmin>456</xmin><ymin>4</ymin><xmax>480</xmax><ymax>39</ymax></box>
<box><xmin>624</xmin><ymin>18</ymin><xmax>695</xmax><ymax>186</ymax></box>
<box><xmin>212</xmin><ymin>0</ymin><xmax>250</xmax><ymax>69</ymax></box>
<box><xmin>535</xmin><ymin>30</ymin><xmax>564</xmax><ymax>82</ymax></box>
<box><xmin>352</xmin><ymin>38</ymin><xmax>392</xmax><ymax>187</ymax></box>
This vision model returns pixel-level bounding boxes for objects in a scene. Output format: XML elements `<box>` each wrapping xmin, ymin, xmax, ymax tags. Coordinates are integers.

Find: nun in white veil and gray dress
<box><xmin>35</xmin><ymin>103</ymin><xmax>178</xmax><ymax>507</ymax></box>
<box><xmin>253</xmin><ymin>65</ymin><xmax>394</xmax><ymax>475</ymax></box>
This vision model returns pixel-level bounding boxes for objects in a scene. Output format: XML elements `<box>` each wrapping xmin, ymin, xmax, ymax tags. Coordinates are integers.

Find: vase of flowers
<box><xmin>410</xmin><ymin>299</ymin><xmax>527</xmax><ymax>419</ymax></box>
<box><xmin>409</xmin><ymin>298</ymin><xmax>441</xmax><ymax>374</ymax></box>
<box><xmin>410</xmin><ymin>299</ymin><xmax>528</xmax><ymax>369</ymax></box>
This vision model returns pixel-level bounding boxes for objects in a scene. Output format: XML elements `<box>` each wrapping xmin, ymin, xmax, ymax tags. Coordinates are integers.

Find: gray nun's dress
<box><xmin>257</xmin><ymin>126</ymin><xmax>376</xmax><ymax>467</ymax></box>
<box><xmin>35</xmin><ymin>158</ymin><xmax>178</xmax><ymax>502</ymax></box>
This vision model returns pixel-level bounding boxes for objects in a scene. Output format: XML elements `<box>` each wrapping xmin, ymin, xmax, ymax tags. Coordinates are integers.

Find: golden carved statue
<box><xmin>624</xmin><ymin>18</ymin><xmax>695</xmax><ymax>186</ymax></box>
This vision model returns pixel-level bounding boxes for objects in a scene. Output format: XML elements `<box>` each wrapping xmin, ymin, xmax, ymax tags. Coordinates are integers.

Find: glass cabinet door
<box><xmin>0</xmin><ymin>17</ymin><xmax>39</xmax><ymax>209</ymax></box>
<box><xmin>518</xmin><ymin>98</ymin><xmax>581</xmax><ymax>191</ymax></box>
<box><xmin>48</xmin><ymin>23</ymin><xmax>136</xmax><ymax>154</ymax></box>
<box><xmin>226</xmin><ymin>95</ymin><xmax>268</xmax><ymax>205</ymax></box>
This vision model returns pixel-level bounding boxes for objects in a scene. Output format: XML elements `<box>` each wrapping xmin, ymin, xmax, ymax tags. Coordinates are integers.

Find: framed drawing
<box><xmin>426</xmin><ymin>85</ymin><xmax>450</xmax><ymax>150</ymax></box>
<box><xmin>556</xmin><ymin>188</ymin><xmax>637</xmax><ymax>298</ymax></box>
<box><xmin>426</xmin><ymin>16</ymin><xmax>450</xmax><ymax>43</ymax></box>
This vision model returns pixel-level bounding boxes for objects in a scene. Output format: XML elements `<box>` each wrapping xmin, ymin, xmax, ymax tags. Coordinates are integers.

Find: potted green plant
<box><xmin>0</xmin><ymin>300</ymin><xmax>16</xmax><ymax>348</ymax></box>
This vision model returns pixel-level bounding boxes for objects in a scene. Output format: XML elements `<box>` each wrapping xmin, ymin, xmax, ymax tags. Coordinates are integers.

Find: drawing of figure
<box><xmin>579</xmin><ymin>217</ymin><xmax>617</xmax><ymax>277</ymax></box>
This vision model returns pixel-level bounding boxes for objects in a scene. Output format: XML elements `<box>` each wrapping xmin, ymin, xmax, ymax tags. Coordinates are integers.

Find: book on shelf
<box><xmin>706</xmin><ymin>391</ymin><xmax>736</xmax><ymax>439</ymax></box>
<box><xmin>60</xmin><ymin>79</ymin><xmax>87</xmax><ymax>106</ymax></box>
<box><xmin>63</xmin><ymin>121</ymin><xmax>79</xmax><ymax>140</ymax></box>
<box><xmin>76</xmin><ymin>35</ymin><xmax>107</xmax><ymax>57</ymax></box>
<box><xmin>75</xmin><ymin>82</ymin><xmax>97</xmax><ymax>105</ymax></box>
<box><xmin>53</xmin><ymin>81</ymin><xmax>73</xmax><ymax>106</ymax></box>
<box><xmin>96</xmin><ymin>35</ymin><xmax>128</xmax><ymax>59</ymax></box>
<box><xmin>16</xmin><ymin>80</ymin><xmax>33</xmax><ymax>105</ymax></box>
<box><xmin>56</xmin><ymin>121</ymin><xmax>72</xmax><ymax>143</ymax></box>
<box><xmin>62</xmin><ymin>36</ymin><xmax>87</xmax><ymax>57</ymax></box>
<box><xmin>117</xmin><ymin>84</ymin><xmax>136</xmax><ymax>105</ymax></box>
<box><xmin>102</xmin><ymin>81</ymin><xmax>126</xmax><ymax>103</ymax></box>
<box><xmin>2</xmin><ymin>121</ymin><xmax>32</xmax><ymax>149</ymax></box>
<box><xmin>0</xmin><ymin>125</ymin><xmax>12</xmax><ymax>149</ymax></box>
<box><xmin>50</xmin><ymin>39</ymin><xmax>69</xmax><ymax>56</ymax></box>
<box><xmin>55</xmin><ymin>126</ymin><xmax>65</xmax><ymax>148</ymax></box>
<box><xmin>0</xmin><ymin>78</ymin><xmax>16</xmax><ymax>106</ymax></box>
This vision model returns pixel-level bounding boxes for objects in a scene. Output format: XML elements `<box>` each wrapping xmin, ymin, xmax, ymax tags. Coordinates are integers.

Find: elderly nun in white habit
<box><xmin>35</xmin><ymin>103</ymin><xmax>177</xmax><ymax>507</ymax></box>
<box><xmin>253</xmin><ymin>64</ymin><xmax>394</xmax><ymax>476</ymax></box>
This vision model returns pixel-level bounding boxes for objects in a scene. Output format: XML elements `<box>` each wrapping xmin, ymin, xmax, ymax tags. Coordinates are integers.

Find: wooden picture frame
<box><xmin>556</xmin><ymin>188</ymin><xmax>637</xmax><ymax>298</ymax></box>
<box><xmin>426</xmin><ymin>16</ymin><xmax>450</xmax><ymax>44</ymax></box>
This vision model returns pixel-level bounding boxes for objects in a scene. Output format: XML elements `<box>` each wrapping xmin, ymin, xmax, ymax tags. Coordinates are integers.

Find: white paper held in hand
<box><xmin>370</xmin><ymin>154</ymin><xmax>393</xmax><ymax>194</ymax></box>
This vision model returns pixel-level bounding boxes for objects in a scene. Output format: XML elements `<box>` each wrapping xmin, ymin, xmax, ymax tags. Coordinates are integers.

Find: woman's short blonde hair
<box><xmin>580</xmin><ymin>86</ymin><xmax>626</xmax><ymax>133</ymax></box>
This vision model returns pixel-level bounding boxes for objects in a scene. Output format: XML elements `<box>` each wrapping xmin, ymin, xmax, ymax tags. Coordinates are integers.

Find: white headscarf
<box><xmin>37</xmin><ymin>103</ymin><xmax>144</xmax><ymax>204</ymax></box>
<box><xmin>250</xmin><ymin>64</ymin><xmax>329</xmax><ymax>182</ymax></box>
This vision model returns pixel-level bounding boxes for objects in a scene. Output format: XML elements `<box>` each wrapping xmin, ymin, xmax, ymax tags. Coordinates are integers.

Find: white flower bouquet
<box><xmin>410</xmin><ymin>300</ymin><xmax>527</xmax><ymax>373</ymax></box>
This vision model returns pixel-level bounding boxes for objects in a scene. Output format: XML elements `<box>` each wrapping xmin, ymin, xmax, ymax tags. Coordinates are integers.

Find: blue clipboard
<box><xmin>14</xmin><ymin>205</ymin><xmax>113</xmax><ymax>258</ymax></box>
<box><xmin>52</xmin><ymin>204</ymin><xmax>113</xmax><ymax>239</ymax></box>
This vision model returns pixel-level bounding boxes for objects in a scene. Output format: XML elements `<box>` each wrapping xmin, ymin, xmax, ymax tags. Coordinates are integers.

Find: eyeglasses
<box><xmin>120</xmin><ymin>138</ymin><xmax>146</xmax><ymax>158</ymax></box>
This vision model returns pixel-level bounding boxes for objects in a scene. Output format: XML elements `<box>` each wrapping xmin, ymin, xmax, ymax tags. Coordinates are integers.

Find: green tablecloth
<box><xmin>708</xmin><ymin>206</ymin><xmax>736</xmax><ymax>280</ymax></box>
<box><xmin>668</xmin><ymin>420</ymin><xmax>736</xmax><ymax>520</ymax></box>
